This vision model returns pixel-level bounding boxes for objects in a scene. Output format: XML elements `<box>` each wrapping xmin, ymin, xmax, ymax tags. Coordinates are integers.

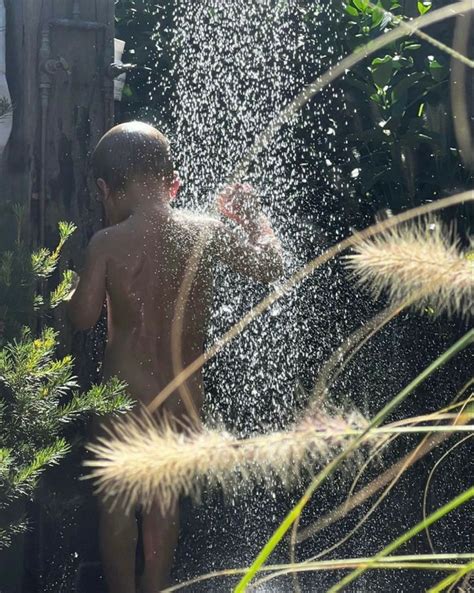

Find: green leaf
<box><xmin>49</xmin><ymin>270</ymin><xmax>75</xmax><ymax>309</ymax></box>
<box><xmin>31</xmin><ymin>248</ymin><xmax>57</xmax><ymax>279</ymax></box>
<box><xmin>371</xmin><ymin>55</ymin><xmax>392</xmax><ymax>66</ymax></box>
<box><xmin>417</xmin><ymin>0</ymin><xmax>432</xmax><ymax>15</ymax></box>
<box><xmin>33</xmin><ymin>295</ymin><xmax>44</xmax><ymax>311</ymax></box>
<box><xmin>14</xmin><ymin>440</ymin><xmax>70</xmax><ymax>487</ymax></box>
<box><xmin>404</xmin><ymin>43</ymin><xmax>422</xmax><ymax>51</ymax></box>
<box><xmin>353</xmin><ymin>0</ymin><xmax>368</xmax><ymax>12</ymax></box>
<box><xmin>58</xmin><ymin>221</ymin><xmax>76</xmax><ymax>243</ymax></box>
<box><xmin>58</xmin><ymin>378</ymin><xmax>132</xmax><ymax>420</ymax></box>
<box><xmin>378</xmin><ymin>12</ymin><xmax>393</xmax><ymax>30</ymax></box>
<box><xmin>391</xmin><ymin>72</ymin><xmax>425</xmax><ymax>102</ymax></box>
<box><xmin>371</xmin><ymin>55</ymin><xmax>394</xmax><ymax>88</ymax></box>
<box><xmin>391</xmin><ymin>94</ymin><xmax>407</xmax><ymax>118</ymax></box>
<box><xmin>122</xmin><ymin>84</ymin><xmax>134</xmax><ymax>98</ymax></box>
<box><xmin>396</xmin><ymin>55</ymin><xmax>414</xmax><ymax>68</ymax></box>
<box><xmin>347</xmin><ymin>74</ymin><xmax>378</xmax><ymax>95</ymax></box>
<box><xmin>345</xmin><ymin>4</ymin><xmax>359</xmax><ymax>16</ymax></box>
<box><xmin>428</xmin><ymin>57</ymin><xmax>447</xmax><ymax>82</ymax></box>
<box><xmin>371</xmin><ymin>6</ymin><xmax>385</xmax><ymax>27</ymax></box>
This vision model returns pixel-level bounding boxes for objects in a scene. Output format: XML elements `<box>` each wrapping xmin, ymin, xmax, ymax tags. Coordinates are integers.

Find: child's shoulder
<box><xmin>173</xmin><ymin>209</ymin><xmax>221</xmax><ymax>232</ymax></box>
<box><xmin>86</xmin><ymin>226</ymin><xmax>123</xmax><ymax>259</ymax></box>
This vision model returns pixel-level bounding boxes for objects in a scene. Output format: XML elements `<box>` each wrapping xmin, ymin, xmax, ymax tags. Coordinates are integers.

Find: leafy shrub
<box><xmin>0</xmin><ymin>218</ymin><xmax>132</xmax><ymax>549</ymax></box>
<box><xmin>338</xmin><ymin>0</ymin><xmax>471</xmax><ymax>211</ymax></box>
<box><xmin>0</xmin><ymin>329</ymin><xmax>131</xmax><ymax>548</ymax></box>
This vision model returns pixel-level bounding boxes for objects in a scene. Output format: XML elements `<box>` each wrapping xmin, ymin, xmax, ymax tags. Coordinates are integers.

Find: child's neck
<box><xmin>125</xmin><ymin>181</ymin><xmax>172</xmax><ymax>216</ymax></box>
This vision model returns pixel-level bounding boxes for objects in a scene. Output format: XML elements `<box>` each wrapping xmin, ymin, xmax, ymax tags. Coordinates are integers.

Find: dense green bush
<box><xmin>337</xmin><ymin>0</ymin><xmax>472</xmax><ymax>213</ymax></box>
<box><xmin>0</xmin><ymin>218</ymin><xmax>132</xmax><ymax>549</ymax></box>
<box><xmin>0</xmin><ymin>329</ymin><xmax>130</xmax><ymax>549</ymax></box>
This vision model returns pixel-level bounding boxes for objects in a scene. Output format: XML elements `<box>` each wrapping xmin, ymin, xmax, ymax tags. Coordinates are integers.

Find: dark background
<box><xmin>1</xmin><ymin>0</ymin><xmax>473</xmax><ymax>591</ymax></box>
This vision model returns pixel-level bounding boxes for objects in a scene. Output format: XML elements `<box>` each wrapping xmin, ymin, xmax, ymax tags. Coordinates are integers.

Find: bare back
<box><xmin>102</xmin><ymin>211</ymin><xmax>215</xmax><ymax>415</ymax></box>
<box><xmin>69</xmin><ymin>200</ymin><xmax>282</xmax><ymax>421</ymax></box>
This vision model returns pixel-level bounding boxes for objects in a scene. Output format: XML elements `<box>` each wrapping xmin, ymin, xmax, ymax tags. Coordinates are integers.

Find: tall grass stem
<box><xmin>234</xmin><ymin>330</ymin><xmax>473</xmax><ymax>591</ymax></box>
<box><xmin>328</xmin><ymin>487</ymin><xmax>474</xmax><ymax>592</ymax></box>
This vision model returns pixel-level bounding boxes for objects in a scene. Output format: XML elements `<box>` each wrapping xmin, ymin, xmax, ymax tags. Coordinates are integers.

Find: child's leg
<box><xmin>140</xmin><ymin>503</ymin><xmax>180</xmax><ymax>593</ymax></box>
<box><xmin>92</xmin><ymin>414</ymin><xmax>139</xmax><ymax>592</ymax></box>
<box><xmin>99</xmin><ymin>503</ymin><xmax>138</xmax><ymax>593</ymax></box>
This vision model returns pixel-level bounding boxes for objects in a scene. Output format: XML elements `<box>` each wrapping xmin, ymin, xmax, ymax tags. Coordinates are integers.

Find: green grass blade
<box><xmin>327</xmin><ymin>487</ymin><xmax>474</xmax><ymax>592</ymax></box>
<box><xmin>427</xmin><ymin>561</ymin><xmax>474</xmax><ymax>592</ymax></box>
<box><xmin>233</xmin><ymin>329</ymin><xmax>473</xmax><ymax>592</ymax></box>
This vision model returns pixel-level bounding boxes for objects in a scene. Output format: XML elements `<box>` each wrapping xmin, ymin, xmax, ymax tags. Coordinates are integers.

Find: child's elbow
<box><xmin>68</xmin><ymin>300</ymin><xmax>100</xmax><ymax>332</ymax></box>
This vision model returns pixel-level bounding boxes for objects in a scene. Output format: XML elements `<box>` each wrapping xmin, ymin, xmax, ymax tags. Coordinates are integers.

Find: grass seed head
<box><xmin>345</xmin><ymin>219</ymin><xmax>473</xmax><ymax>318</ymax></box>
<box><xmin>85</xmin><ymin>408</ymin><xmax>369</xmax><ymax>514</ymax></box>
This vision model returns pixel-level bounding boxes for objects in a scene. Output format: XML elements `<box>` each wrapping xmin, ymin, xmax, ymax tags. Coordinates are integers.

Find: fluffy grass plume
<box><xmin>85</xmin><ymin>409</ymin><xmax>369</xmax><ymax>514</ymax></box>
<box><xmin>345</xmin><ymin>219</ymin><xmax>473</xmax><ymax>317</ymax></box>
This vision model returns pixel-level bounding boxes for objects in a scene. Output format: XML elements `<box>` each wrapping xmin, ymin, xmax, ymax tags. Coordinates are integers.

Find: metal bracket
<box><xmin>106</xmin><ymin>62</ymin><xmax>151</xmax><ymax>79</ymax></box>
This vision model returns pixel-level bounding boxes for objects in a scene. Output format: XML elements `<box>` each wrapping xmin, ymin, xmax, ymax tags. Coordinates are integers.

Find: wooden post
<box><xmin>0</xmin><ymin>2</ymin><xmax>115</xmax><ymax>589</ymax></box>
<box><xmin>1</xmin><ymin>0</ymin><xmax>115</xmax><ymax>361</ymax></box>
<box><xmin>1</xmin><ymin>0</ymin><xmax>115</xmax><ymax>240</ymax></box>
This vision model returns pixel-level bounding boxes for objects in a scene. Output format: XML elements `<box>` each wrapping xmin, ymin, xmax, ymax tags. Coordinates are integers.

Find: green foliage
<box><xmin>0</xmin><ymin>214</ymin><xmax>132</xmax><ymax>550</ymax></box>
<box><xmin>0</xmin><ymin>328</ymin><xmax>132</xmax><ymax>549</ymax></box>
<box><xmin>114</xmin><ymin>0</ymin><xmax>174</xmax><ymax>122</ymax></box>
<box><xmin>337</xmin><ymin>0</ymin><xmax>470</xmax><ymax>211</ymax></box>
<box><xmin>0</xmin><ymin>216</ymin><xmax>77</xmax><ymax>344</ymax></box>
<box><xmin>49</xmin><ymin>269</ymin><xmax>75</xmax><ymax>309</ymax></box>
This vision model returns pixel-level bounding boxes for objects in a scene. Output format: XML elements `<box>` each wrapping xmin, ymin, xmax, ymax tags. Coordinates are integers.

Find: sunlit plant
<box><xmin>0</xmin><ymin>214</ymin><xmax>77</xmax><ymax>345</ymax></box>
<box><xmin>0</xmin><ymin>215</ymin><xmax>132</xmax><ymax>550</ymax></box>
<box><xmin>0</xmin><ymin>328</ymin><xmax>131</xmax><ymax>549</ymax></box>
<box><xmin>89</xmin><ymin>2</ymin><xmax>473</xmax><ymax>592</ymax></box>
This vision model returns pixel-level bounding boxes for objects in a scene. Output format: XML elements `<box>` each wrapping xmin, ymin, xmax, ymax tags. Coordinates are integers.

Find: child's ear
<box><xmin>96</xmin><ymin>178</ymin><xmax>111</xmax><ymax>202</ymax></box>
<box><xmin>169</xmin><ymin>172</ymin><xmax>181</xmax><ymax>201</ymax></box>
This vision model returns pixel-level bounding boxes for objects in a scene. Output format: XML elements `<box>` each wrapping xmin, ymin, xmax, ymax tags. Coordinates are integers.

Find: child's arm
<box><xmin>212</xmin><ymin>184</ymin><xmax>283</xmax><ymax>283</ymax></box>
<box><xmin>68</xmin><ymin>232</ymin><xmax>107</xmax><ymax>330</ymax></box>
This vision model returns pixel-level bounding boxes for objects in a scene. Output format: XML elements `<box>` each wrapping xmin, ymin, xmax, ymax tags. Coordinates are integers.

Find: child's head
<box><xmin>91</xmin><ymin>122</ymin><xmax>179</xmax><ymax>222</ymax></box>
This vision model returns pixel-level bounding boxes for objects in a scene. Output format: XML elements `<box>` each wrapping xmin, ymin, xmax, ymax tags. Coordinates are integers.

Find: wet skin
<box><xmin>69</xmin><ymin>182</ymin><xmax>283</xmax><ymax>593</ymax></box>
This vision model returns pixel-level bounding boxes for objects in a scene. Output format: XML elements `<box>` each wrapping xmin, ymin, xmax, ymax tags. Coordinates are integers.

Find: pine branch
<box><xmin>49</xmin><ymin>270</ymin><xmax>75</xmax><ymax>309</ymax></box>
<box><xmin>0</xmin><ymin>519</ymin><xmax>29</xmax><ymax>550</ymax></box>
<box><xmin>13</xmin><ymin>439</ymin><xmax>70</xmax><ymax>493</ymax></box>
<box><xmin>58</xmin><ymin>379</ymin><xmax>132</xmax><ymax>422</ymax></box>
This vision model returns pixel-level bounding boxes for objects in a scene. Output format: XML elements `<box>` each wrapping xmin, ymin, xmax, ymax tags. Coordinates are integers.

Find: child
<box><xmin>69</xmin><ymin>121</ymin><xmax>283</xmax><ymax>593</ymax></box>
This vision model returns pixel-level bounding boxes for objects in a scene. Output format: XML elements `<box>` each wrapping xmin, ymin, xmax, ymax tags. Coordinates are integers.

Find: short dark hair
<box><xmin>91</xmin><ymin>122</ymin><xmax>174</xmax><ymax>192</ymax></box>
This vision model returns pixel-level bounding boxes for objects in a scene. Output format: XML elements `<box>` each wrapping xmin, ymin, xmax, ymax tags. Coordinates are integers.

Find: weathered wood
<box><xmin>43</xmin><ymin>0</ymin><xmax>115</xmax><ymax>365</ymax></box>
<box><xmin>0</xmin><ymin>3</ymin><xmax>115</xmax><ymax>589</ymax></box>
<box><xmin>1</xmin><ymin>0</ymin><xmax>114</xmax><ymax>245</ymax></box>
<box><xmin>46</xmin><ymin>0</ymin><xmax>114</xmax><ymax>241</ymax></box>
<box><xmin>1</xmin><ymin>0</ymin><xmax>43</xmax><ymax>246</ymax></box>
<box><xmin>1</xmin><ymin>0</ymin><xmax>115</xmax><ymax>366</ymax></box>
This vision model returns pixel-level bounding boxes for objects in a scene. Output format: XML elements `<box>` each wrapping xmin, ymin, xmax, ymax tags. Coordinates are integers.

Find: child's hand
<box><xmin>217</xmin><ymin>183</ymin><xmax>261</xmax><ymax>227</ymax></box>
